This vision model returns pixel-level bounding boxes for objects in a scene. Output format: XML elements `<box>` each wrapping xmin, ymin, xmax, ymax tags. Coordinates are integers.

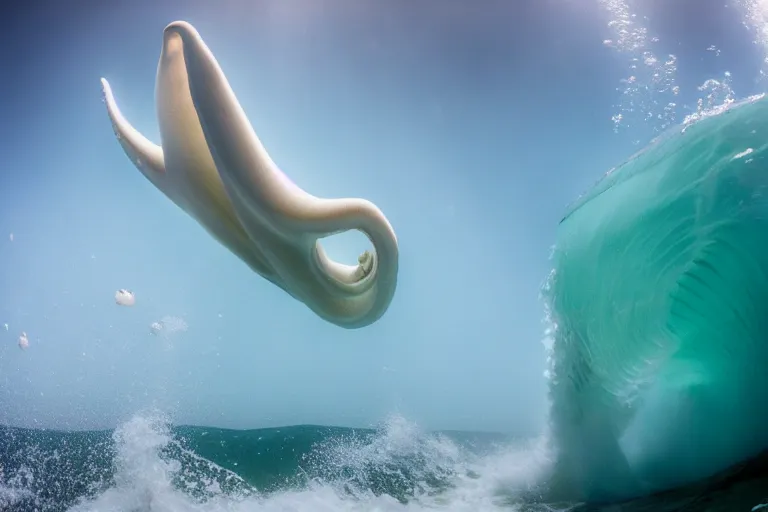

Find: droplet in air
<box><xmin>18</xmin><ymin>332</ymin><xmax>29</xmax><ymax>350</ymax></box>
<box><xmin>115</xmin><ymin>289</ymin><xmax>136</xmax><ymax>306</ymax></box>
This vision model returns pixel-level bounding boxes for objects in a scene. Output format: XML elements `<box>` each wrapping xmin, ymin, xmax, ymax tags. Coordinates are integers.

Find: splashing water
<box><xmin>680</xmin><ymin>73</ymin><xmax>744</xmax><ymax>129</ymax></box>
<box><xmin>0</xmin><ymin>481</ymin><xmax>35</xmax><ymax>511</ymax></box>
<box><xmin>597</xmin><ymin>0</ymin><xmax>767</xmax><ymax>136</ymax></box>
<box><xmin>41</xmin><ymin>413</ymin><xmax>549</xmax><ymax>512</ymax></box>
<box><xmin>597</xmin><ymin>0</ymin><xmax>679</xmax><ymax>133</ymax></box>
<box><xmin>1</xmin><ymin>409</ymin><xmax>759</xmax><ymax>511</ymax></box>
<box><xmin>739</xmin><ymin>0</ymin><xmax>768</xmax><ymax>81</ymax></box>
<box><xmin>66</xmin><ymin>414</ymin><xmax>255</xmax><ymax>512</ymax></box>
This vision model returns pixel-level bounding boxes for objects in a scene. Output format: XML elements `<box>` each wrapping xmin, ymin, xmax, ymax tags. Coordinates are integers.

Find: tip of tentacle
<box><xmin>163</xmin><ymin>20</ymin><xmax>197</xmax><ymax>38</ymax></box>
<box><xmin>358</xmin><ymin>251</ymin><xmax>374</xmax><ymax>278</ymax></box>
<box><xmin>100</xmin><ymin>78</ymin><xmax>111</xmax><ymax>100</ymax></box>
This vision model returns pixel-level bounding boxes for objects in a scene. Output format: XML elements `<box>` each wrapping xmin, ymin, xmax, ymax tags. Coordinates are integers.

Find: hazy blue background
<box><xmin>0</xmin><ymin>0</ymin><xmax>764</xmax><ymax>433</ymax></box>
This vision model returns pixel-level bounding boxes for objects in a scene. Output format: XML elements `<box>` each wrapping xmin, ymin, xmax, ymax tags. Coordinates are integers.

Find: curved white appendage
<box><xmin>101</xmin><ymin>75</ymin><xmax>283</xmax><ymax>288</ymax></box>
<box><xmin>165</xmin><ymin>21</ymin><xmax>399</xmax><ymax>328</ymax></box>
<box><xmin>100</xmin><ymin>78</ymin><xmax>169</xmax><ymax>197</ymax></box>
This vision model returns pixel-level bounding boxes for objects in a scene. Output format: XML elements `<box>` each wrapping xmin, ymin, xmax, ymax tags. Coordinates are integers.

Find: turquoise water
<box><xmin>545</xmin><ymin>95</ymin><xmax>768</xmax><ymax>502</ymax></box>
<box><xmin>0</xmin><ymin>412</ymin><xmax>765</xmax><ymax>511</ymax></box>
<box><xmin>0</xmin><ymin>413</ymin><xmax>538</xmax><ymax>511</ymax></box>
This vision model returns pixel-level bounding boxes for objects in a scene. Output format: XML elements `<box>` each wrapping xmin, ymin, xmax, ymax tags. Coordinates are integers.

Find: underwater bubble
<box><xmin>598</xmin><ymin>0</ymin><xmax>679</xmax><ymax>132</ymax></box>
<box><xmin>18</xmin><ymin>332</ymin><xmax>28</xmax><ymax>350</ymax></box>
<box><xmin>156</xmin><ymin>316</ymin><xmax>188</xmax><ymax>334</ymax></box>
<box><xmin>149</xmin><ymin>321</ymin><xmax>163</xmax><ymax>335</ymax></box>
<box><xmin>148</xmin><ymin>316</ymin><xmax>188</xmax><ymax>351</ymax></box>
<box><xmin>115</xmin><ymin>289</ymin><xmax>135</xmax><ymax>307</ymax></box>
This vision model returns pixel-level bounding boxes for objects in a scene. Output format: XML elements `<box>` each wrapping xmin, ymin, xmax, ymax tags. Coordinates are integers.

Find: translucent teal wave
<box><xmin>546</xmin><ymin>95</ymin><xmax>768</xmax><ymax>501</ymax></box>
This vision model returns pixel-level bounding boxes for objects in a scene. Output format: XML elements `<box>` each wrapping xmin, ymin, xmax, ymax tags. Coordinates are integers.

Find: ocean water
<box><xmin>3</xmin><ymin>1</ymin><xmax>768</xmax><ymax>511</ymax></box>
<box><xmin>0</xmin><ymin>413</ymin><xmax>548</xmax><ymax>512</ymax></box>
<box><xmin>0</xmin><ymin>411</ymin><xmax>765</xmax><ymax>511</ymax></box>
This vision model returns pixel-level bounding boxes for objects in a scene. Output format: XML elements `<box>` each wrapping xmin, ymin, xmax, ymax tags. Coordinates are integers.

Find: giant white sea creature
<box><xmin>100</xmin><ymin>21</ymin><xmax>398</xmax><ymax>329</ymax></box>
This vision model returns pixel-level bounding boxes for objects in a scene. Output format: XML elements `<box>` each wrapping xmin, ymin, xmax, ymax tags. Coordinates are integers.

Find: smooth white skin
<box><xmin>100</xmin><ymin>21</ymin><xmax>399</xmax><ymax>329</ymax></box>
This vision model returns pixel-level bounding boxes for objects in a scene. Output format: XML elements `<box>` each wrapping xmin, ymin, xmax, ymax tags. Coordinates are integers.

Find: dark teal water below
<box><xmin>0</xmin><ymin>417</ymin><xmax>766</xmax><ymax>512</ymax></box>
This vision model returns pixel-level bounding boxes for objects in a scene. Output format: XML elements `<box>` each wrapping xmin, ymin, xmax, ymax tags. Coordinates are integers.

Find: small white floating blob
<box><xmin>115</xmin><ymin>289</ymin><xmax>136</xmax><ymax>306</ymax></box>
<box><xmin>18</xmin><ymin>332</ymin><xmax>29</xmax><ymax>350</ymax></box>
<box><xmin>8</xmin><ymin>233</ymin><xmax>13</xmax><ymax>242</ymax></box>
<box><xmin>3</xmin><ymin>323</ymin><xmax>7</xmax><ymax>331</ymax></box>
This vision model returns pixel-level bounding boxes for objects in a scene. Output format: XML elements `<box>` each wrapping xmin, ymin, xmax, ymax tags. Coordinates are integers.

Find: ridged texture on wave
<box><xmin>545</xmin><ymin>96</ymin><xmax>768</xmax><ymax>501</ymax></box>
